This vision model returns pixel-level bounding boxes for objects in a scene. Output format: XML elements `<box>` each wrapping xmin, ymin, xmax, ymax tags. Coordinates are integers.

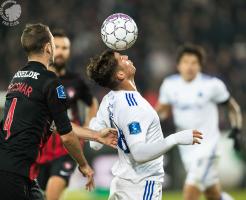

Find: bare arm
<box><xmin>155</xmin><ymin>102</ymin><xmax>172</xmax><ymax>120</ymax></box>
<box><xmin>71</xmin><ymin>122</ymin><xmax>99</xmax><ymax>141</ymax></box>
<box><xmin>60</xmin><ymin>130</ymin><xmax>94</xmax><ymax>190</ymax></box>
<box><xmin>61</xmin><ymin>130</ymin><xmax>88</xmax><ymax>166</ymax></box>
<box><xmin>226</xmin><ymin>97</ymin><xmax>243</xmax><ymax>151</ymax></box>
<box><xmin>227</xmin><ymin>97</ymin><xmax>242</xmax><ymax>129</ymax></box>
<box><xmin>84</xmin><ymin>97</ymin><xmax>98</xmax><ymax>127</ymax></box>
<box><xmin>71</xmin><ymin>122</ymin><xmax>117</xmax><ymax>148</ymax></box>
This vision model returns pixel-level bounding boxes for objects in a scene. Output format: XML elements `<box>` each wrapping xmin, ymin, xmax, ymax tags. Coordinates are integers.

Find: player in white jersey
<box><xmin>86</xmin><ymin>50</ymin><xmax>203</xmax><ymax>200</ymax></box>
<box><xmin>156</xmin><ymin>44</ymin><xmax>242</xmax><ymax>200</ymax></box>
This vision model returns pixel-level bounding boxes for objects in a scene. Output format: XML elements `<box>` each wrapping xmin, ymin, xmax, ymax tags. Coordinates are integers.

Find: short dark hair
<box><xmin>52</xmin><ymin>29</ymin><xmax>68</xmax><ymax>38</ymax></box>
<box><xmin>177</xmin><ymin>44</ymin><xmax>205</xmax><ymax>66</ymax></box>
<box><xmin>21</xmin><ymin>23</ymin><xmax>51</xmax><ymax>55</ymax></box>
<box><xmin>87</xmin><ymin>50</ymin><xmax>119</xmax><ymax>89</ymax></box>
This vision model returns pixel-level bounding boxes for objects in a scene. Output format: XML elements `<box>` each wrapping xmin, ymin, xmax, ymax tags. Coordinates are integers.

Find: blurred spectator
<box><xmin>0</xmin><ymin>0</ymin><xmax>245</xmax><ymax>122</ymax></box>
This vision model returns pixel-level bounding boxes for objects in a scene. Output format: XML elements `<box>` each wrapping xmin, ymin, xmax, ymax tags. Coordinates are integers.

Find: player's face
<box><xmin>177</xmin><ymin>54</ymin><xmax>201</xmax><ymax>81</ymax></box>
<box><xmin>53</xmin><ymin>36</ymin><xmax>71</xmax><ymax>70</ymax></box>
<box><xmin>114</xmin><ymin>52</ymin><xmax>136</xmax><ymax>79</ymax></box>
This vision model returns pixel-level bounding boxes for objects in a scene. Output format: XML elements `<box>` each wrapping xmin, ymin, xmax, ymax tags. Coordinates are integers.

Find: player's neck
<box><xmin>182</xmin><ymin>75</ymin><xmax>197</xmax><ymax>82</ymax></box>
<box><xmin>48</xmin><ymin>66</ymin><xmax>66</xmax><ymax>77</ymax></box>
<box><xmin>28</xmin><ymin>55</ymin><xmax>49</xmax><ymax>69</ymax></box>
<box><xmin>116</xmin><ymin>79</ymin><xmax>137</xmax><ymax>91</ymax></box>
<box><xmin>181</xmin><ymin>72</ymin><xmax>201</xmax><ymax>82</ymax></box>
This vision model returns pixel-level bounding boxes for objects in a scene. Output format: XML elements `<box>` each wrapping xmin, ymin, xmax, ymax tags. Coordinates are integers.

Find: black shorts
<box><xmin>0</xmin><ymin>171</ymin><xmax>44</xmax><ymax>200</ymax></box>
<box><xmin>30</xmin><ymin>179</ymin><xmax>45</xmax><ymax>200</ymax></box>
<box><xmin>37</xmin><ymin>155</ymin><xmax>76</xmax><ymax>190</ymax></box>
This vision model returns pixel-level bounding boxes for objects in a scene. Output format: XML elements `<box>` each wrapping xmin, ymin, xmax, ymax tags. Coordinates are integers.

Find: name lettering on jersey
<box><xmin>128</xmin><ymin>121</ymin><xmax>141</xmax><ymax>135</ymax></box>
<box><xmin>56</xmin><ymin>85</ymin><xmax>66</xmax><ymax>99</ymax></box>
<box><xmin>125</xmin><ymin>93</ymin><xmax>138</xmax><ymax>106</ymax></box>
<box><xmin>14</xmin><ymin>71</ymin><xmax>40</xmax><ymax>79</ymax></box>
<box><xmin>7</xmin><ymin>82</ymin><xmax>33</xmax><ymax>97</ymax></box>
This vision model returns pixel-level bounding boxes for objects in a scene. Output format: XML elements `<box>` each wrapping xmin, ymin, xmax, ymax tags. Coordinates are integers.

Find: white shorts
<box><xmin>108</xmin><ymin>177</ymin><xmax>162</xmax><ymax>200</ymax></box>
<box><xmin>183</xmin><ymin>155</ymin><xmax>220</xmax><ymax>191</ymax></box>
<box><xmin>178</xmin><ymin>143</ymin><xmax>220</xmax><ymax>191</ymax></box>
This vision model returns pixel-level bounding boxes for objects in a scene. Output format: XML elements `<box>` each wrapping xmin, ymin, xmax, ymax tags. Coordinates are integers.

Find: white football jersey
<box><xmin>159</xmin><ymin>73</ymin><xmax>230</xmax><ymax>159</ymax></box>
<box><xmin>89</xmin><ymin>90</ymin><xmax>164</xmax><ymax>183</ymax></box>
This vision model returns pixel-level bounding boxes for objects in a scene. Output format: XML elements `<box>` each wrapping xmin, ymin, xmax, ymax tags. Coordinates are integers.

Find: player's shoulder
<box><xmin>160</xmin><ymin>74</ymin><xmax>181</xmax><ymax>90</ymax></box>
<box><xmin>200</xmin><ymin>73</ymin><xmax>225</xmax><ymax>85</ymax></box>
<box><xmin>100</xmin><ymin>94</ymin><xmax>109</xmax><ymax>106</ymax></box>
<box><xmin>165</xmin><ymin>73</ymin><xmax>181</xmax><ymax>81</ymax></box>
<box><xmin>106</xmin><ymin>90</ymin><xmax>141</xmax><ymax>109</ymax></box>
<box><xmin>42</xmin><ymin>70</ymin><xmax>60</xmax><ymax>84</ymax></box>
<box><xmin>118</xmin><ymin>91</ymin><xmax>140</xmax><ymax>107</ymax></box>
<box><xmin>163</xmin><ymin>74</ymin><xmax>181</xmax><ymax>85</ymax></box>
<box><xmin>200</xmin><ymin>73</ymin><xmax>213</xmax><ymax>80</ymax></box>
<box><xmin>40</xmin><ymin>71</ymin><xmax>66</xmax><ymax>96</ymax></box>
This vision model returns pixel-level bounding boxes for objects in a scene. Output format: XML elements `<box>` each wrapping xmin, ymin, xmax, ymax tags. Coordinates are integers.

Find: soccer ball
<box><xmin>101</xmin><ymin>13</ymin><xmax>138</xmax><ymax>51</ymax></box>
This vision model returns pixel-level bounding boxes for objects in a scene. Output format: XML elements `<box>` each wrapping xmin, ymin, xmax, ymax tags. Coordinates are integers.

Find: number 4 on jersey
<box><xmin>3</xmin><ymin>98</ymin><xmax>17</xmax><ymax>140</ymax></box>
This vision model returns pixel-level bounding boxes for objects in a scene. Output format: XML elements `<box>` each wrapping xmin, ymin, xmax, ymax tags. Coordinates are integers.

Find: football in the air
<box><xmin>101</xmin><ymin>13</ymin><xmax>138</xmax><ymax>51</ymax></box>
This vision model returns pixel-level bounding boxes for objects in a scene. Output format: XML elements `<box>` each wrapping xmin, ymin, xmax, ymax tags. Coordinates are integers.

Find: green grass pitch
<box><xmin>61</xmin><ymin>189</ymin><xmax>246</xmax><ymax>200</ymax></box>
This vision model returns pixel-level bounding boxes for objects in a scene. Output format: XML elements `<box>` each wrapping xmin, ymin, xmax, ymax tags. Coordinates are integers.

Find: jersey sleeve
<box><xmin>158</xmin><ymin>79</ymin><xmax>171</xmax><ymax>104</ymax></box>
<box><xmin>119</xmin><ymin>106</ymin><xmax>153</xmax><ymax>147</ymax></box>
<box><xmin>89</xmin><ymin>97</ymin><xmax>108</xmax><ymax>130</ymax></box>
<box><xmin>77</xmin><ymin>79</ymin><xmax>93</xmax><ymax>106</ymax></box>
<box><xmin>88</xmin><ymin>98</ymin><xmax>109</xmax><ymax>151</ymax></box>
<box><xmin>44</xmin><ymin>77</ymin><xmax>72</xmax><ymax>135</ymax></box>
<box><xmin>211</xmin><ymin>78</ymin><xmax>230</xmax><ymax>103</ymax></box>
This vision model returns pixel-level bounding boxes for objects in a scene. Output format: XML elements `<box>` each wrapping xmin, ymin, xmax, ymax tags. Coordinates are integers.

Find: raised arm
<box><xmin>130</xmin><ymin>130</ymin><xmax>202</xmax><ymax>163</ymax></box>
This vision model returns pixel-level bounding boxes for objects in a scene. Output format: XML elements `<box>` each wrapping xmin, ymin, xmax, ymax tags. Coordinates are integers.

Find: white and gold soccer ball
<box><xmin>101</xmin><ymin>13</ymin><xmax>138</xmax><ymax>51</ymax></box>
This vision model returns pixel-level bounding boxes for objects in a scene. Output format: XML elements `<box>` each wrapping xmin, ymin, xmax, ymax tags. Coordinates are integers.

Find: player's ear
<box><xmin>116</xmin><ymin>70</ymin><xmax>125</xmax><ymax>81</ymax></box>
<box><xmin>44</xmin><ymin>42</ymin><xmax>52</xmax><ymax>55</ymax></box>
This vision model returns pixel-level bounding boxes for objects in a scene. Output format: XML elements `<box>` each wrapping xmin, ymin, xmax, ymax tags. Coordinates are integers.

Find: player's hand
<box><xmin>229</xmin><ymin>127</ymin><xmax>241</xmax><ymax>151</ymax></box>
<box><xmin>96</xmin><ymin>128</ymin><xmax>118</xmax><ymax>149</ymax></box>
<box><xmin>174</xmin><ymin>129</ymin><xmax>203</xmax><ymax>145</ymax></box>
<box><xmin>192</xmin><ymin>130</ymin><xmax>203</xmax><ymax>144</ymax></box>
<box><xmin>78</xmin><ymin>164</ymin><xmax>95</xmax><ymax>191</ymax></box>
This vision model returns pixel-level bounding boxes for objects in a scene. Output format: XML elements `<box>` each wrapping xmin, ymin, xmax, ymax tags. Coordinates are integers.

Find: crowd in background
<box><xmin>0</xmin><ymin>0</ymin><xmax>245</xmax><ymax>124</ymax></box>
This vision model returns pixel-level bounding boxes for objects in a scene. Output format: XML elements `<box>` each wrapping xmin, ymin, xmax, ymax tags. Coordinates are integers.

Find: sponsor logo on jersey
<box><xmin>128</xmin><ymin>121</ymin><xmax>141</xmax><ymax>135</ymax></box>
<box><xmin>56</xmin><ymin>85</ymin><xmax>66</xmax><ymax>99</ymax></box>
<box><xmin>14</xmin><ymin>71</ymin><xmax>40</xmax><ymax>79</ymax></box>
